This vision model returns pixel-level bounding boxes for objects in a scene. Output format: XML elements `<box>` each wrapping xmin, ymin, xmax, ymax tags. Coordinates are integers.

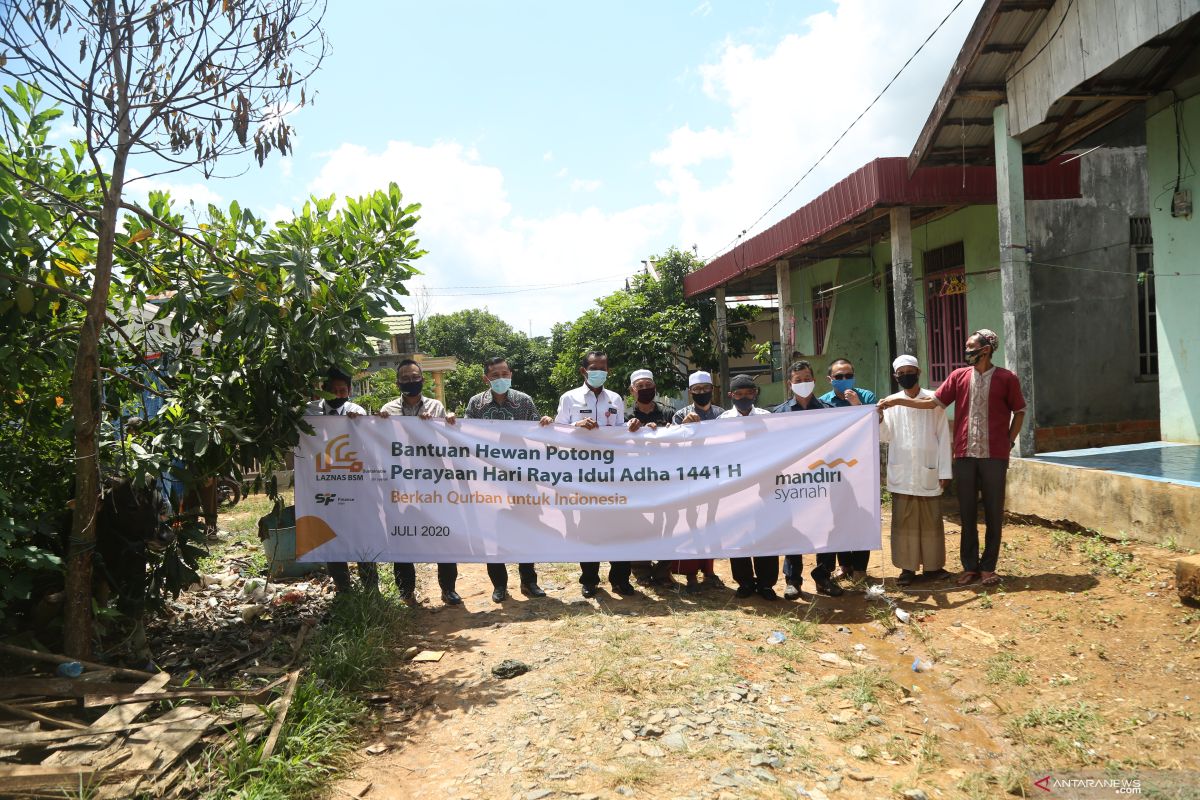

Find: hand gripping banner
<box><xmin>294</xmin><ymin>406</ymin><xmax>881</xmax><ymax>563</ymax></box>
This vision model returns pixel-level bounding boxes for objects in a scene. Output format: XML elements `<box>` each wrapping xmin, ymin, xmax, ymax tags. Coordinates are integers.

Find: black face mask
<box><xmin>691</xmin><ymin>391</ymin><xmax>713</xmax><ymax>407</ymax></box>
<box><xmin>327</xmin><ymin>396</ymin><xmax>349</xmax><ymax>410</ymax></box>
<box><xmin>399</xmin><ymin>379</ymin><xmax>424</xmax><ymax>397</ymax></box>
<box><xmin>896</xmin><ymin>374</ymin><xmax>920</xmax><ymax>390</ymax></box>
<box><xmin>964</xmin><ymin>348</ymin><xmax>986</xmax><ymax>365</ymax></box>
<box><xmin>636</xmin><ymin>388</ymin><xmax>656</xmax><ymax>404</ymax></box>
<box><xmin>732</xmin><ymin>397</ymin><xmax>756</xmax><ymax>413</ymax></box>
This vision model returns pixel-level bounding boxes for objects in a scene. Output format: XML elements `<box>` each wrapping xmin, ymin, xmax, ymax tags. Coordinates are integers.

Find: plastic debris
<box><xmin>911</xmin><ymin>657</ymin><xmax>935</xmax><ymax>673</ymax></box>
<box><xmin>894</xmin><ymin>608</ymin><xmax>911</xmax><ymax>623</ymax></box>
<box><xmin>55</xmin><ymin>661</ymin><xmax>84</xmax><ymax>678</ymax></box>
<box><xmin>865</xmin><ymin>583</ymin><xmax>887</xmax><ymax>600</ymax></box>
<box><xmin>767</xmin><ymin>631</ymin><xmax>787</xmax><ymax>645</ymax></box>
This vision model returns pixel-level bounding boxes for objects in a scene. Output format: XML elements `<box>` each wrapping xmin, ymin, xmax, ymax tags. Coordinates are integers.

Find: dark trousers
<box><xmin>837</xmin><ymin>550</ymin><xmax>871</xmax><ymax>572</ymax></box>
<box><xmin>328</xmin><ymin>562</ymin><xmax>378</xmax><ymax>591</ymax></box>
<box><xmin>730</xmin><ymin>556</ymin><xmax>778</xmax><ymax>590</ymax></box>
<box><xmin>393</xmin><ymin>562</ymin><xmax>458</xmax><ymax>593</ymax></box>
<box><xmin>580</xmin><ymin>562</ymin><xmax>631</xmax><ymax>587</ymax></box>
<box><xmin>783</xmin><ymin>553</ymin><xmax>837</xmax><ymax>585</ymax></box>
<box><xmin>953</xmin><ymin>457</ymin><xmax>1008</xmax><ymax>573</ymax></box>
<box><xmin>487</xmin><ymin>562</ymin><xmax>537</xmax><ymax>589</ymax></box>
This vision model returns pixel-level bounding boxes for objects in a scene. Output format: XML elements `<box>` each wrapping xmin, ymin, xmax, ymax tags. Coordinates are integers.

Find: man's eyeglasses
<box><xmin>831</xmin><ymin>373</ymin><xmax>854</xmax><ymax>380</ymax></box>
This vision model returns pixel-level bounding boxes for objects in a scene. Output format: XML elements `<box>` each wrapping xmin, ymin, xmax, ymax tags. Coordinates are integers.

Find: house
<box><xmin>359</xmin><ymin>313</ymin><xmax>458</xmax><ymax>404</ymax></box>
<box><xmin>685</xmin><ymin>0</ymin><xmax>1200</xmax><ymax>548</ymax></box>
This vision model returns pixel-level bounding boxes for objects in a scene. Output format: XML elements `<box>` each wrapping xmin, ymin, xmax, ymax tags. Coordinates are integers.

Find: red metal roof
<box><xmin>683</xmin><ymin>156</ymin><xmax>1081</xmax><ymax>298</ymax></box>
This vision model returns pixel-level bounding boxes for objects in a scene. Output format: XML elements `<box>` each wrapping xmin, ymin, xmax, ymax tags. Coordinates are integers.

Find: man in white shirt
<box><xmin>878</xmin><ymin>355</ymin><xmax>953</xmax><ymax>585</ymax></box>
<box><xmin>305</xmin><ymin>368</ymin><xmax>376</xmax><ymax>593</ymax></box>
<box><xmin>540</xmin><ymin>349</ymin><xmax>632</xmax><ymax>598</ymax></box>
<box><xmin>379</xmin><ymin>359</ymin><xmax>460</xmax><ymax>605</ymax></box>
<box><xmin>718</xmin><ymin>374</ymin><xmax>778</xmax><ymax>600</ymax></box>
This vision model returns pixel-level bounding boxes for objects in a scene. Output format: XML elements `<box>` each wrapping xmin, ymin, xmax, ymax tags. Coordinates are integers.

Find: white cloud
<box><xmin>570</xmin><ymin>178</ymin><xmax>602</xmax><ymax>193</ymax></box>
<box><xmin>308</xmin><ymin>141</ymin><xmax>672</xmax><ymax>335</ymax></box>
<box><xmin>655</xmin><ymin>0</ymin><xmax>984</xmax><ymax>257</ymax></box>
<box><xmin>692</xmin><ymin>1</ymin><xmax>713</xmax><ymax>17</ymax></box>
<box><xmin>298</xmin><ymin>0</ymin><xmax>982</xmax><ymax>335</ymax></box>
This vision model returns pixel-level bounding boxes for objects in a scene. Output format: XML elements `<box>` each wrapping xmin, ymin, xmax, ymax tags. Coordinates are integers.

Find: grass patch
<box><xmin>1080</xmin><ymin>535</ymin><xmax>1137</xmax><ymax>578</ymax></box>
<box><xmin>807</xmin><ymin>666</ymin><xmax>897</xmax><ymax>707</ymax></box>
<box><xmin>1007</xmin><ymin>702</ymin><xmax>1101</xmax><ymax>760</ymax></box>
<box><xmin>602</xmin><ymin>760</ymin><xmax>659</xmax><ymax>788</ymax></box>
<box><xmin>915</xmin><ymin>732</ymin><xmax>943</xmax><ymax>774</ymax></box>
<box><xmin>197</xmin><ymin>590</ymin><xmax>410</xmax><ymax>799</ymax></box>
<box><xmin>985</xmin><ymin>652</ymin><xmax>1032</xmax><ymax>686</ymax></box>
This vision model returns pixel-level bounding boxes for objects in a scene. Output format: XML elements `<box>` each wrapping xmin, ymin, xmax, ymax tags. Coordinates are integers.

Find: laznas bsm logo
<box><xmin>315</xmin><ymin>433</ymin><xmax>364</xmax><ymax>479</ymax></box>
<box><xmin>773</xmin><ymin>458</ymin><xmax>858</xmax><ymax>501</ymax></box>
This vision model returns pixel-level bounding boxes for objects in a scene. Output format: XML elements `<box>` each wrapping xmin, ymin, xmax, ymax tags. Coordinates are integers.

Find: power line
<box><xmin>705</xmin><ymin>0</ymin><xmax>969</xmax><ymax>262</ymax></box>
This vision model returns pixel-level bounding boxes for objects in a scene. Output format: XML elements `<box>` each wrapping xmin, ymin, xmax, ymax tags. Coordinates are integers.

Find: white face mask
<box><xmin>791</xmin><ymin>381</ymin><xmax>815</xmax><ymax>398</ymax></box>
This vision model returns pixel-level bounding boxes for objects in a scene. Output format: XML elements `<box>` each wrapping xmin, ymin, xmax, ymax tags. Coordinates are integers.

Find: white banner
<box><xmin>294</xmin><ymin>406</ymin><xmax>881</xmax><ymax>562</ymax></box>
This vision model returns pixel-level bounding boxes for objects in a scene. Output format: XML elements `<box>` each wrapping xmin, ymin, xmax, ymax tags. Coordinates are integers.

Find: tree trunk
<box><xmin>62</xmin><ymin>162</ymin><xmax>126</xmax><ymax>659</ymax></box>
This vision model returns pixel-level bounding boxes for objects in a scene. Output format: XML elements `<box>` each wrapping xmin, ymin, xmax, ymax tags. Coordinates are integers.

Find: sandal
<box><xmin>897</xmin><ymin>570</ymin><xmax>917</xmax><ymax>586</ymax></box>
<box><xmin>956</xmin><ymin>571</ymin><xmax>980</xmax><ymax>586</ymax></box>
<box><xmin>980</xmin><ymin>572</ymin><xmax>1002</xmax><ymax>586</ymax></box>
<box><xmin>921</xmin><ymin>568</ymin><xmax>952</xmax><ymax>582</ymax></box>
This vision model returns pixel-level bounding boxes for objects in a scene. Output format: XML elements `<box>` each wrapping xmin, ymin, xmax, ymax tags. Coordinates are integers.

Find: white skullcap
<box><xmin>630</xmin><ymin>369</ymin><xmax>654</xmax><ymax>384</ymax></box>
<box><xmin>688</xmin><ymin>370</ymin><xmax>714</xmax><ymax>387</ymax></box>
<box><xmin>892</xmin><ymin>355</ymin><xmax>919</xmax><ymax>371</ymax></box>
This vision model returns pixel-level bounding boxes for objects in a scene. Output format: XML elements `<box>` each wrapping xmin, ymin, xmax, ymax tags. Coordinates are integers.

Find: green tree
<box><xmin>356</xmin><ymin>368</ymin><xmax>397</xmax><ymax>414</ymax></box>
<box><xmin>416</xmin><ymin>309</ymin><xmax>556</xmax><ymax>414</ymax></box>
<box><xmin>0</xmin><ymin>89</ymin><xmax>423</xmax><ymax>648</ymax></box>
<box><xmin>0</xmin><ymin>0</ymin><xmax>327</xmax><ymax>656</ymax></box>
<box><xmin>550</xmin><ymin>247</ymin><xmax>757</xmax><ymax>399</ymax></box>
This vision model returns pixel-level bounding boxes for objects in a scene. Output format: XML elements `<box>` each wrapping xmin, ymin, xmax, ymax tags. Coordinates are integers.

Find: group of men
<box><xmin>307</xmin><ymin>326</ymin><xmax>1025</xmax><ymax>604</ymax></box>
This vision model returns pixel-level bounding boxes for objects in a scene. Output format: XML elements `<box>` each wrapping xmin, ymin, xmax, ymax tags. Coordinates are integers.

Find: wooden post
<box><xmin>715</xmin><ymin>286</ymin><xmax>730</xmax><ymax>396</ymax></box>
<box><xmin>994</xmin><ymin>104</ymin><xmax>1036</xmax><ymax>457</ymax></box>
<box><xmin>889</xmin><ymin>207</ymin><xmax>918</xmax><ymax>358</ymax></box>
<box><xmin>776</xmin><ymin>260</ymin><xmax>794</xmax><ymax>362</ymax></box>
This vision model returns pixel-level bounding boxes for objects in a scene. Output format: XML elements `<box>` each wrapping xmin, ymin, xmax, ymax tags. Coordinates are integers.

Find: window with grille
<box><xmin>1131</xmin><ymin>217</ymin><xmax>1157</xmax><ymax>377</ymax></box>
<box><xmin>923</xmin><ymin>242</ymin><xmax>967</xmax><ymax>384</ymax></box>
<box><xmin>812</xmin><ymin>283</ymin><xmax>833</xmax><ymax>355</ymax></box>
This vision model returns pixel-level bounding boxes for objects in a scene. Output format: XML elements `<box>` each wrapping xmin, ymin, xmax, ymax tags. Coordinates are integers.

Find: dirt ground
<box><xmin>333</xmin><ymin>510</ymin><xmax>1200</xmax><ymax>800</ymax></box>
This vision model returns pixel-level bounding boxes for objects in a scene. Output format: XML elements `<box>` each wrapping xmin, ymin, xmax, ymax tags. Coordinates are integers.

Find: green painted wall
<box><xmin>1147</xmin><ymin>94</ymin><xmax>1200</xmax><ymax>443</ymax></box>
<box><xmin>771</xmin><ymin>205</ymin><xmax>1006</xmax><ymax>400</ymax></box>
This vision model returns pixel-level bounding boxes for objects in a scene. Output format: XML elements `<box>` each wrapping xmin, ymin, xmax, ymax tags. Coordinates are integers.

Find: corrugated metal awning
<box><xmin>683</xmin><ymin>155</ymin><xmax>1081</xmax><ymax>298</ymax></box>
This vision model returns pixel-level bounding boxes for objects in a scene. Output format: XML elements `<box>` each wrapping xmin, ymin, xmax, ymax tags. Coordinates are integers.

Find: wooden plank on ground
<box><xmin>82</xmin><ymin>673</ymin><xmax>286</xmax><ymax>708</ymax></box>
<box><xmin>1</xmin><ymin>706</ymin><xmax>208</xmax><ymax>748</ymax></box>
<box><xmin>42</xmin><ymin>672</ymin><xmax>170</xmax><ymax>760</ymax></box>
<box><xmin>0</xmin><ymin>763</ymin><xmax>149</xmax><ymax>791</ymax></box>
<box><xmin>0</xmin><ymin>643</ymin><xmax>159</xmax><ymax>683</ymax></box>
<box><xmin>96</xmin><ymin>706</ymin><xmax>221</xmax><ymax>799</ymax></box>
<box><xmin>0</xmin><ymin>678</ymin><xmax>147</xmax><ymax>700</ymax></box>
<box><xmin>0</xmin><ymin>700</ymin><xmax>89</xmax><ymax>731</ymax></box>
<box><xmin>260</xmin><ymin>669</ymin><xmax>300</xmax><ymax>759</ymax></box>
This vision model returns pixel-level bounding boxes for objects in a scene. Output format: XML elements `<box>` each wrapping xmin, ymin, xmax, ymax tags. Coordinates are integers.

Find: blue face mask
<box><xmin>586</xmin><ymin>370</ymin><xmax>607</xmax><ymax>388</ymax></box>
<box><xmin>489</xmin><ymin>377</ymin><xmax>512</xmax><ymax>395</ymax></box>
<box><xmin>831</xmin><ymin>377</ymin><xmax>856</xmax><ymax>394</ymax></box>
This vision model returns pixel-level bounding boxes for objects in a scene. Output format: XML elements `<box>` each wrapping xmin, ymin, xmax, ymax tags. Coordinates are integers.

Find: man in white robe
<box><xmin>879</xmin><ymin>355</ymin><xmax>953</xmax><ymax>585</ymax></box>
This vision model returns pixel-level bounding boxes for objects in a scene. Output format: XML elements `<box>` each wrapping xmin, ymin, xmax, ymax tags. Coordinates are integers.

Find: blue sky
<box><xmin>119</xmin><ymin>0</ymin><xmax>985</xmax><ymax>335</ymax></box>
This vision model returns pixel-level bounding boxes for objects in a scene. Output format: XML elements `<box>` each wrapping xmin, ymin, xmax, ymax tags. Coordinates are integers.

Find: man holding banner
<box><xmin>719</xmin><ymin>374</ymin><xmax>779</xmax><ymax>600</ymax></box>
<box><xmin>379</xmin><ymin>359</ymin><xmax>462</xmax><ymax>606</ymax></box>
<box><xmin>466</xmin><ymin>356</ymin><xmax>547</xmax><ymax>603</ymax></box>
<box><xmin>774</xmin><ymin>360</ymin><xmax>844</xmax><ymax>600</ymax></box>
<box><xmin>541</xmin><ymin>349</ymin><xmax>634</xmax><ymax>599</ymax></box>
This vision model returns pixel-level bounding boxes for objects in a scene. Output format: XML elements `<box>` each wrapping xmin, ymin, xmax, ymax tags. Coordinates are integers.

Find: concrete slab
<box><xmin>1007</xmin><ymin>457</ymin><xmax>1200</xmax><ymax>550</ymax></box>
